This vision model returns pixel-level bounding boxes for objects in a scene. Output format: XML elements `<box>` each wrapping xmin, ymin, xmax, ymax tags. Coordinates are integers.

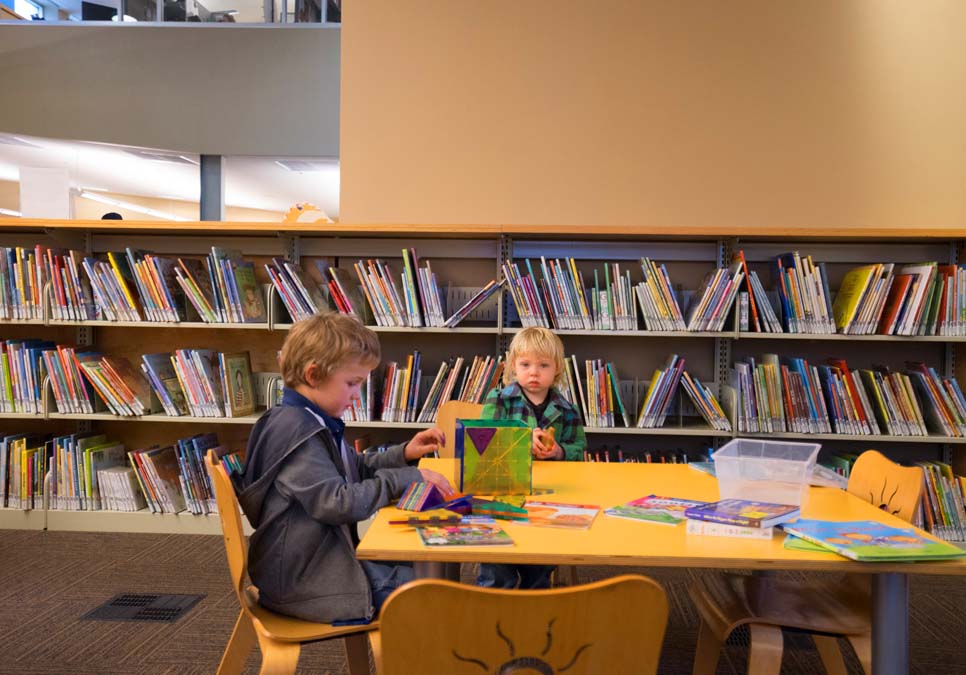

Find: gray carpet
<box><xmin>0</xmin><ymin>530</ymin><xmax>962</xmax><ymax>674</ymax></box>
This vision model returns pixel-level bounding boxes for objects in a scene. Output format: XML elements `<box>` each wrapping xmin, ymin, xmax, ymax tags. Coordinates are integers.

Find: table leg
<box><xmin>872</xmin><ymin>572</ymin><xmax>908</xmax><ymax>675</ymax></box>
<box><xmin>413</xmin><ymin>562</ymin><xmax>446</xmax><ymax>579</ymax></box>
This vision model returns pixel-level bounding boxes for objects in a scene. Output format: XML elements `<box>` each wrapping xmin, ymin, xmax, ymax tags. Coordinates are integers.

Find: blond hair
<box><xmin>280</xmin><ymin>312</ymin><xmax>381</xmax><ymax>388</ymax></box>
<box><xmin>504</xmin><ymin>326</ymin><xmax>567</xmax><ymax>388</ymax></box>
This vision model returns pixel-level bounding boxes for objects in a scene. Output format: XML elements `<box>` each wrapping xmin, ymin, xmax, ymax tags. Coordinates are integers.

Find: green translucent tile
<box><xmin>456</xmin><ymin>419</ymin><xmax>532</xmax><ymax>495</ymax></box>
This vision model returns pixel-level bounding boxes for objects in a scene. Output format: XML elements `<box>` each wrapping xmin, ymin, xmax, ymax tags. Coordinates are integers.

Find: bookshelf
<box><xmin>2</xmin><ymin>218</ymin><xmax>965</xmax><ymax>537</ymax></box>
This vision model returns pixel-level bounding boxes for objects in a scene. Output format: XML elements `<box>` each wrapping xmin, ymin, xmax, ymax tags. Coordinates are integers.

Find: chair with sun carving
<box><xmin>371</xmin><ymin>575</ymin><xmax>668</xmax><ymax>675</ymax></box>
<box><xmin>688</xmin><ymin>449</ymin><xmax>923</xmax><ymax>675</ymax></box>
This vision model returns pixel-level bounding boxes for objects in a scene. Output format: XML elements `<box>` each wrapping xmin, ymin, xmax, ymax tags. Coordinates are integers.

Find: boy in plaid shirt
<box><xmin>477</xmin><ymin>326</ymin><xmax>586</xmax><ymax>589</ymax></box>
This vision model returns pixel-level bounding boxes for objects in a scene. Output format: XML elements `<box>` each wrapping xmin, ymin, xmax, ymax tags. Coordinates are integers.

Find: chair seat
<box><xmin>689</xmin><ymin>573</ymin><xmax>871</xmax><ymax>638</ymax></box>
<box><xmin>243</xmin><ymin>587</ymin><xmax>378</xmax><ymax>643</ymax></box>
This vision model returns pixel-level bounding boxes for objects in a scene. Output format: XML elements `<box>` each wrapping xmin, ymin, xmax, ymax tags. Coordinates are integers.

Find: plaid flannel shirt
<box><xmin>481</xmin><ymin>382</ymin><xmax>586</xmax><ymax>461</ymax></box>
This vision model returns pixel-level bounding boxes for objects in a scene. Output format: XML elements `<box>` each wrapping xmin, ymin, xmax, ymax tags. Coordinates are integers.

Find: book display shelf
<box><xmin>1</xmin><ymin>218</ymin><xmax>964</xmax><ymax>537</ymax></box>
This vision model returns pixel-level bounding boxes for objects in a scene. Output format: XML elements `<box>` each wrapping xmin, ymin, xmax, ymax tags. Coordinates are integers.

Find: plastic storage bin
<box><xmin>711</xmin><ymin>437</ymin><xmax>821</xmax><ymax>507</ymax></box>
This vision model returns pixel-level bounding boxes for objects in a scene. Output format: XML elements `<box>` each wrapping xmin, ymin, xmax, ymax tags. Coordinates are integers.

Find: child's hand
<box><xmin>531</xmin><ymin>428</ymin><xmax>562</xmax><ymax>460</ymax></box>
<box><xmin>418</xmin><ymin>469</ymin><xmax>455</xmax><ymax>497</ymax></box>
<box><xmin>404</xmin><ymin>428</ymin><xmax>446</xmax><ymax>461</ymax></box>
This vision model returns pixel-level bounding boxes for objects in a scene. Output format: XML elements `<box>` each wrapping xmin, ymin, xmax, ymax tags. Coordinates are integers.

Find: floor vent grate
<box><xmin>82</xmin><ymin>593</ymin><xmax>204</xmax><ymax>623</ymax></box>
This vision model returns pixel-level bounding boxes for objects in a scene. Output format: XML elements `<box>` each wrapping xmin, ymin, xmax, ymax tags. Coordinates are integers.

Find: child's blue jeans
<box><xmin>477</xmin><ymin>563</ymin><xmax>554</xmax><ymax>589</ymax></box>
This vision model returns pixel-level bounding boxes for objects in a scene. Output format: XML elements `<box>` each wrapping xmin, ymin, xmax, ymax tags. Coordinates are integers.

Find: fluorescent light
<box><xmin>77</xmin><ymin>191</ymin><xmax>189</xmax><ymax>221</ymax></box>
<box><xmin>0</xmin><ymin>208</ymin><xmax>21</xmax><ymax>217</ymax></box>
<box><xmin>82</xmin><ymin>186</ymin><xmax>110</xmax><ymax>192</ymax></box>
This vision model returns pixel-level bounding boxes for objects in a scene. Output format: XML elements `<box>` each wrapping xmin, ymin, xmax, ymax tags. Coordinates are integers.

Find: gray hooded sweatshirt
<box><xmin>235</xmin><ymin>404</ymin><xmax>421</xmax><ymax>622</ymax></box>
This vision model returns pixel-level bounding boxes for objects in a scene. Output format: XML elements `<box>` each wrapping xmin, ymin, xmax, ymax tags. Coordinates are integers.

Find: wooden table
<box><xmin>358</xmin><ymin>459</ymin><xmax>966</xmax><ymax>675</ymax></box>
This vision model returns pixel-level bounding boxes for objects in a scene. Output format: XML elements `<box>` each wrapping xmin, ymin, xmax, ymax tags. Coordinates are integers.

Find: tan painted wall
<box><xmin>0</xmin><ymin>180</ymin><xmax>19</xmax><ymax>213</ymax></box>
<box><xmin>0</xmin><ymin>24</ymin><xmax>340</xmax><ymax>157</ymax></box>
<box><xmin>341</xmin><ymin>1</ymin><xmax>966</xmax><ymax>229</ymax></box>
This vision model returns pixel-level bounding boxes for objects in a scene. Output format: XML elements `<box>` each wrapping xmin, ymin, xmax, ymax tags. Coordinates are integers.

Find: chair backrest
<box><xmin>377</xmin><ymin>575</ymin><xmax>668</xmax><ymax>675</ymax></box>
<box><xmin>205</xmin><ymin>450</ymin><xmax>250</xmax><ymax>600</ymax></box>
<box><xmin>847</xmin><ymin>450</ymin><xmax>922</xmax><ymax>523</ymax></box>
<box><xmin>436</xmin><ymin>400</ymin><xmax>484</xmax><ymax>458</ymax></box>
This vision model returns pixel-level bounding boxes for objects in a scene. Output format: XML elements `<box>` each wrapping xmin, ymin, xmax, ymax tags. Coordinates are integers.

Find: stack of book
<box><xmin>42</xmin><ymin>346</ymin><xmax>95</xmax><ymax>414</ymax></box>
<box><xmin>127</xmin><ymin>433</ymin><xmax>228</xmax><ymax>514</ymax></box>
<box><xmin>635</xmin><ymin>257</ymin><xmax>686</xmax><ymax>331</ymax></box>
<box><xmin>560</xmin><ymin>357</ymin><xmax>631</xmax><ymax>428</ymax></box>
<box><xmin>174</xmin><ymin>249</ymin><xmax>267</xmax><ymax>324</ymax></box>
<box><xmin>353</xmin><ymin>257</ymin><xmax>424</xmax><ymax>327</ymax></box>
<box><xmin>0</xmin><ymin>246</ymin><xmax>46</xmax><ymax>320</ymax></box>
<box><xmin>772</xmin><ymin>251</ymin><xmax>835</xmax><ymax>334</ymax></box>
<box><xmin>907</xmin><ymin>362</ymin><xmax>966</xmax><ymax>438</ymax></box>
<box><xmin>141</xmin><ymin>350</ymin><xmax>255</xmax><ymax>418</ymax></box>
<box><xmin>416</xmin><ymin>355</ymin><xmax>503</xmax><ymax>422</ymax></box>
<box><xmin>636</xmin><ymin>354</ymin><xmax>686</xmax><ymax>428</ymax></box>
<box><xmin>502</xmin><ymin>260</ymin><xmax>549</xmax><ymax>327</ymax></box>
<box><xmin>48</xmin><ymin>433</ymin><xmax>125</xmax><ymax>511</ymax></box>
<box><xmin>72</xmin><ymin>353</ymin><xmax>153</xmax><ymax>417</ymax></box>
<box><xmin>264</xmin><ymin>258</ymin><xmax>330</xmax><ymax>322</ymax></box>
<box><xmin>833</xmin><ymin>262</ymin><xmax>896</xmax><ymax>335</ymax></box>
<box><xmin>681</xmin><ymin>372</ymin><xmax>732</xmax><ymax>432</ymax></box>
<box><xmin>0</xmin><ymin>432</ymin><xmax>50</xmax><ymax>509</ymax></box>
<box><xmin>684</xmin><ymin>498</ymin><xmax>800</xmax><ymax>539</ymax></box>
<box><xmin>733</xmin><ymin>354</ymin><xmax>830</xmax><ymax>434</ymax></box>
<box><xmin>380</xmin><ymin>352</ymin><xmax>423</xmax><ymax>423</ymax></box>
<box><xmin>734</xmin><ymin>251</ymin><xmax>782</xmax><ymax>333</ymax></box>
<box><xmin>502</xmin><ymin>258</ymin><xmax>636</xmax><ymax>331</ymax></box>
<box><xmin>0</xmin><ymin>339</ymin><xmax>52</xmax><ymax>413</ymax></box>
<box><xmin>864</xmin><ymin>367</ymin><xmax>928</xmax><ymax>436</ymax></box>
<box><xmin>817</xmin><ymin>360</ymin><xmax>879</xmax><ymax>435</ymax></box>
<box><xmin>685</xmin><ymin>262</ymin><xmax>744</xmax><ymax>331</ymax></box>
<box><xmin>918</xmin><ymin>460</ymin><xmax>966</xmax><ymax>542</ymax></box>
<box><xmin>42</xmin><ymin>248</ymin><xmax>97</xmax><ymax>321</ymax></box>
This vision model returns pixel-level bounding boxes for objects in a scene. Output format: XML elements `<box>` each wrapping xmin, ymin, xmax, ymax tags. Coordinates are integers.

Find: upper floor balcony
<box><xmin>1</xmin><ymin>0</ymin><xmax>339</xmax><ymax>24</ymax></box>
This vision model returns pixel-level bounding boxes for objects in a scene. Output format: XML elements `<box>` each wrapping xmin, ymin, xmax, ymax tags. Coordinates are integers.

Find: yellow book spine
<box><xmin>107</xmin><ymin>251</ymin><xmax>139</xmax><ymax>312</ymax></box>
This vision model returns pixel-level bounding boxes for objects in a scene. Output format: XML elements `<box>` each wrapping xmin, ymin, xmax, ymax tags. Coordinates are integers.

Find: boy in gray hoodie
<box><xmin>235</xmin><ymin>313</ymin><xmax>453</xmax><ymax>623</ymax></box>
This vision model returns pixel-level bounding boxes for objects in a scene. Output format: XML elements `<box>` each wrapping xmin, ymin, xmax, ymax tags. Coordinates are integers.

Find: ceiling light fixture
<box><xmin>0</xmin><ymin>208</ymin><xmax>21</xmax><ymax>217</ymax></box>
<box><xmin>77</xmin><ymin>191</ymin><xmax>189</xmax><ymax>221</ymax></box>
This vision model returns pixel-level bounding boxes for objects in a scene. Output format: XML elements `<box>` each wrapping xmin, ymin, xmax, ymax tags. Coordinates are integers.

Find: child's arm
<box><xmin>275</xmin><ymin>434</ymin><xmax>421</xmax><ymax>524</ymax></box>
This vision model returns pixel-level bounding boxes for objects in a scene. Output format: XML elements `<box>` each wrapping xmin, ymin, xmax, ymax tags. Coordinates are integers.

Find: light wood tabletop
<box><xmin>357</xmin><ymin>459</ymin><xmax>966</xmax><ymax>576</ymax></box>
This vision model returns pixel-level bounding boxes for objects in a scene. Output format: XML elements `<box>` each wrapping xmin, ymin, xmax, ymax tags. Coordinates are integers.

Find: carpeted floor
<box><xmin>0</xmin><ymin>530</ymin><xmax>962</xmax><ymax>674</ymax></box>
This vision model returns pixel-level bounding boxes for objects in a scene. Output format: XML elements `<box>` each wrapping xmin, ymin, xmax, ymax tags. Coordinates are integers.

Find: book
<box><xmin>686</xmin><ymin>519</ymin><xmax>775</xmax><ymax>540</ymax></box>
<box><xmin>780</xmin><ymin>519</ymin><xmax>966</xmax><ymax>561</ymax></box>
<box><xmin>522</xmin><ymin>500</ymin><xmax>599</xmax><ymax>529</ymax></box>
<box><xmin>219</xmin><ymin>352</ymin><xmax>255</xmax><ymax>417</ymax></box>
<box><xmin>684</xmin><ymin>499</ymin><xmax>800</xmax><ymax>528</ymax></box>
<box><xmin>416</xmin><ymin>522</ymin><xmax>513</xmax><ymax>546</ymax></box>
<box><xmin>605</xmin><ymin>495</ymin><xmax>707</xmax><ymax>526</ymax></box>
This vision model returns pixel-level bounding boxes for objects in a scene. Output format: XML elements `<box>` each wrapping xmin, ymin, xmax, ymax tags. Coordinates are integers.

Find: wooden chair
<box><xmin>204</xmin><ymin>450</ymin><xmax>376</xmax><ymax>675</ymax></box>
<box><xmin>373</xmin><ymin>574</ymin><xmax>669</xmax><ymax>675</ymax></box>
<box><xmin>435</xmin><ymin>399</ymin><xmax>484</xmax><ymax>458</ymax></box>
<box><xmin>688</xmin><ymin>449</ymin><xmax>923</xmax><ymax>675</ymax></box>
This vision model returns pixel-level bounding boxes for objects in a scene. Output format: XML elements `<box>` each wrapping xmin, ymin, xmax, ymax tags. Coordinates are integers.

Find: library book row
<box><xmin>5</xmin><ymin>338</ymin><xmax>966</xmax><ymax>445</ymax></box>
<box><xmin>4</xmin><ymin>427</ymin><xmax>966</xmax><ymax>544</ymax></box>
<box><xmin>4</xmin><ymin>243</ymin><xmax>966</xmax><ymax>339</ymax></box>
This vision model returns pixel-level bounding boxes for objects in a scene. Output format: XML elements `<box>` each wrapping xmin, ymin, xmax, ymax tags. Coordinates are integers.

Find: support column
<box><xmin>200</xmin><ymin>155</ymin><xmax>225</xmax><ymax>222</ymax></box>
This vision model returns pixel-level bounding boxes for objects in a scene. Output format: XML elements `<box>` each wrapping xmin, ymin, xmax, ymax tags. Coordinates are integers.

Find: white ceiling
<box><xmin>0</xmin><ymin>132</ymin><xmax>340</xmax><ymax>217</ymax></box>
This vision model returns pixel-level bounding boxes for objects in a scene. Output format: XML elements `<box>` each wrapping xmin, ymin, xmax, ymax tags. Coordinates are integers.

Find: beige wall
<box><xmin>0</xmin><ymin>24</ymin><xmax>340</xmax><ymax>158</ymax></box>
<box><xmin>0</xmin><ymin>180</ymin><xmax>18</xmax><ymax>213</ymax></box>
<box><xmin>341</xmin><ymin>1</ymin><xmax>966</xmax><ymax>229</ymax></box>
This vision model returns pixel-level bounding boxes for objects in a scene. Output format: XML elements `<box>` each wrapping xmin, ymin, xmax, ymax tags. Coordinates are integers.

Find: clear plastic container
<box><xmin>711</xmin><ymin>438</ymin><xmax>821</xmax><ymax>507</ymax></box>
